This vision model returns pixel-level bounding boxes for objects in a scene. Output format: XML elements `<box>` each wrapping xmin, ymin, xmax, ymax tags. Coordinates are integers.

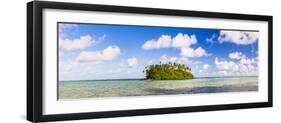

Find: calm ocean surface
<box><xmin>59</xmin><ymin>76</ymin><xmax>258</xmax><ymax>100</ymax></box>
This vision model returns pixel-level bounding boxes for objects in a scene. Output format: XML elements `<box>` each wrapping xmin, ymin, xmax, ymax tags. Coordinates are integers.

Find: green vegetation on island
<box><xmin>143</xmin><ymin>62</ymin><xmax>194</xmax><ymax>80</ymax></box>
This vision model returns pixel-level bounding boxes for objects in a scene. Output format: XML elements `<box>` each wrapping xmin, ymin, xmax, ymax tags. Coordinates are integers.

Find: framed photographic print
<box><xmin>27</xmin><ymin>1</ymin><xmax>273</xmax><ymax>122</ymax></box>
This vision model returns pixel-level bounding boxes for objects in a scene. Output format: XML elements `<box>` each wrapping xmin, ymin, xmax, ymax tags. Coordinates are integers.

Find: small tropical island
<box><xmin>143</xmin><ymin>62</ymin><xmax>194</xmax><ymax>80</ymax></box>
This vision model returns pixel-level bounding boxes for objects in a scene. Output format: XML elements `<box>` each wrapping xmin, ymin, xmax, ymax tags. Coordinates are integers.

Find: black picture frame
<box><xmin>27</xmin><ymin>1</ymin><xmax>273</xmax><ymax>122</ymax></box>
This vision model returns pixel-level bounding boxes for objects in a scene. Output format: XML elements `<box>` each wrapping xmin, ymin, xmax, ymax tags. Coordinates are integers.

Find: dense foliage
<box><xmin>143</xmin><ymin>62</ymin><xmax>194</xmax><ymax>80</ymax></box>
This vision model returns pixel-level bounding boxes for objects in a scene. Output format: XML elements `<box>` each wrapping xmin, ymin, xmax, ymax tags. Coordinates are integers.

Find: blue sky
<box><xmin>58</xmin><ymin>23</ymin><xmax>259</xmax><ymax>80</ymax></box>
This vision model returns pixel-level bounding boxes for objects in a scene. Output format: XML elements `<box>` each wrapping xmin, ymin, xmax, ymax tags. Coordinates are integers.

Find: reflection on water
<box><xmin>58</xmin><ymin>76</ymin><xmax>258</xmax><ymax>100</ymax></box>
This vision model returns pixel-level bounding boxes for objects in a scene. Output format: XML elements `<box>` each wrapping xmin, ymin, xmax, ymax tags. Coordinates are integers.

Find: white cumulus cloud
<box><xmin>203</xmin><ymin>64</ymin><xmax>209</xmax><ymax>70</ymax></box>
<box><xmin>59</xmin><ymin>35</ymin><xmax>94</xmax><ymax>51</ymax></box>
<box><xmin>215</xmin><ymin>57</ymin><xmax>239</xmax><ymax>71</ymax></box>
<box><xmin>142</xmin><ymin>33</ymin><xmax>208</xmax><ymax>58</ymax></box>
<box><xmin>127</xmin><ymin>57</ymin><xmax>138</xmax><ymax>67</ymax></box>
<box><xmin>142</xmin><ymin>35</ymin><xmax>172</xmax><ymax>50</ymax></box>
<box><xmin>180</xmin><ymin>47</ymin><xmax>208</xmax><ymax>57</ymax></box>
<box><xmin>142</xmin><ymin>33</ymin><xmax>197</xmax><ymax>50</ymax></box>
<box><xmin>76</xmin><ymin>45</ymin><xmax>121</xmax><ymax>62</ymax></box>
<box><xmin>172</xmin><ymin>33</ymin><xmax>197</xmax><ymax>48</ymax></box>
<box><xmin>240</xmin><ymin>57</ymin><xmax>258</xmax><ymax>65</ymax></box>
<box><xmin>218</xmin><ymin>31</ymin><xmax>259</xmax><ymax>45</ymax></box>
<box><xmin>214</xmin><ymin>55</ymin><xmax>258</xmax><ymax>76</ymax></box>
<box><xmin>229</xmin><ymin>51</ymin><xmax>246</xmax><ymax>60</ymax></box>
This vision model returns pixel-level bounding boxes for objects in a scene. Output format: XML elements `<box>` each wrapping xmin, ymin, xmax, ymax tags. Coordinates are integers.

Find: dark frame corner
<box><xmin>27</xmin><ymin>1</ymin><xmax>273</xmax><ymax>122</ymax></box>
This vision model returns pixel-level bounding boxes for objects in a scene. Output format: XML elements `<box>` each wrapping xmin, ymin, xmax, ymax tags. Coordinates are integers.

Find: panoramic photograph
<box><xmin>58</xmin><ymin>23</ymin><xmax>259</xmax><ymax>100</ymax></box>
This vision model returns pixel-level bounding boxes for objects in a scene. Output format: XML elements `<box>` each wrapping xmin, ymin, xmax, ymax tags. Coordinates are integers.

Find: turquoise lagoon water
<box><xmin>59</xmin><ymin>76</ymin><xmax>258</xmax><ymax>100</ymax></box>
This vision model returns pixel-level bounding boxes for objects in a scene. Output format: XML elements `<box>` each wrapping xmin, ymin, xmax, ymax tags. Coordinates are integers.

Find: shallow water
<box><xmin>59</xmin><ymin>76</ymin><xmax>258</xmax><ymax>100</ymax></box>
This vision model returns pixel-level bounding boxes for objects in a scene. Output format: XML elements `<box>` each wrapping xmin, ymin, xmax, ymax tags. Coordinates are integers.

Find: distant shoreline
<box><xmin>59</xmin><ymin>76</ymin><xmax>258</xmax><ymax>82</ymax></box>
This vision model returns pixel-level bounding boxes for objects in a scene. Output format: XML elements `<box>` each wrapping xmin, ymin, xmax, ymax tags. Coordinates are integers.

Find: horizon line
<box><xmin>59</xmin><ymin>75</ymin><xmax>258</xmax><ymax>82</ymax></box>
